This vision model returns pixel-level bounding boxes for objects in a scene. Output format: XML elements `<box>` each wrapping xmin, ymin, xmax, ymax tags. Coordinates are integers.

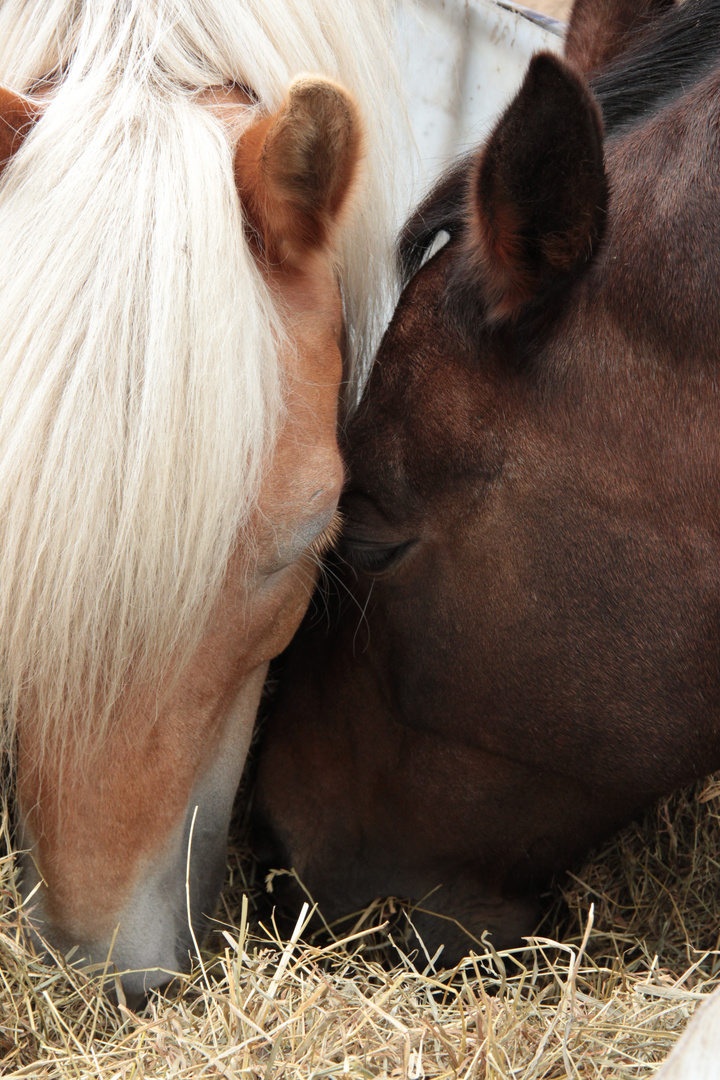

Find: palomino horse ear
<box><xmin>565</xmin><ymin>0</ymin><xmax>674</xmax><ymax>75</ymax></box>
<box><xmin>469</xmin><ymin>52</ymin><xmax>607</xmax><ymax>323</ymax></box>
<box><xmin>0</xmin><ymin>86</ymin><xmax>40</xmax><ymax>171</ymax></box>
<box><xmin>234</xmin><ymin>76</ymin><xmax>363</xmax><ymax>267</ymax></box>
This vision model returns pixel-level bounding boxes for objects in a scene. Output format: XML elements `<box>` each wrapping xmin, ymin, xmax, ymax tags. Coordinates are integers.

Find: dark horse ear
<box><xmin>565</xmin><ymin>0</ymin><xmax>674</xmax><ymax>74</ymax></box>
<box><xmin>468</xmin><ymin>52</ymin><xmax>607</xmax><ymax>323</ymax></box>
<box><xmin>0</xmin><ymin>86</ymin><xmax>40</xmax><ymax>172</ymax></box>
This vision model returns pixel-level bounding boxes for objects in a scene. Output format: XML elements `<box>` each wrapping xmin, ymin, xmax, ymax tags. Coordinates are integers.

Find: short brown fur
<box><xmin>566</xmin><ymin>0</ymin><xmax>674</xmax><ymax>74</ymax></box>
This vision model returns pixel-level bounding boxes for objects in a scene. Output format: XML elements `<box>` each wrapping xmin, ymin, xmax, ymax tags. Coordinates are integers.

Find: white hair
<box><xmin>0</xmin><ymin>0</ymin><xmax>404</xmax><ymax>765</ymax></box>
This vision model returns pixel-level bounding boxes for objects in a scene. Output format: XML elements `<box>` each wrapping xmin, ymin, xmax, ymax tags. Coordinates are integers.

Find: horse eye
<box><xmin>342</xmin><ymin>539</ymin><xmax>414</xmax><ymax>576</ymax></box>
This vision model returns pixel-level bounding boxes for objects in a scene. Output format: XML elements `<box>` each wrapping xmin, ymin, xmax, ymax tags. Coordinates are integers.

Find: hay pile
<box><xmin>1</xmin><ymin>775</ymin><xmax>719</xmax><ymax>1079</ymax></box>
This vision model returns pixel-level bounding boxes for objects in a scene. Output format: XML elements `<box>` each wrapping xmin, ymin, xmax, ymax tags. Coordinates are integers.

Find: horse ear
<box><xmin>234</xmin><ymin>76</ymin><xmax>363</xmax><ymax>268</ymax></box>
<box><xmin>468</xmin><ymin>52</ymin><xmax>607</xmax><ymax>323</ymax></box>
<box><xmin>0</xmin><ymin>86</ymin><xmax>40</xmax><ymax>172</ymax></box>
<box><xmin>565</xmin><ymin>0</ymin><xmax>674</xmax><ymax>74</ymax></box>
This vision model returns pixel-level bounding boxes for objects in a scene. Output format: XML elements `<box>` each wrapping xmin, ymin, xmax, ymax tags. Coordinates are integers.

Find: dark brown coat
<box><xmin>253</xmin><ymin>0</ymin><xmax>720</xmax><ymax>961</ymax></box>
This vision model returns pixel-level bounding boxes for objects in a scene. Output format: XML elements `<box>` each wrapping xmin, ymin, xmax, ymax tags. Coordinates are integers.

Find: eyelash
<box><xmin>342</xmin><ymin>539</ymin><xmax>414</xmax><ymax>576</ymax></box>
<box><xmin>308</xmin><ymin>510</ymin><xmax>344</xmax><ymax>560</ymax></box>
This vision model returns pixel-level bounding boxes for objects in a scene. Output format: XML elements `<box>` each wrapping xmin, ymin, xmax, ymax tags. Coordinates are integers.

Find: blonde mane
<box><xmin>0</xmin><ymin>0</ymin><xmax>404</xmax><ymax>764</ymax></box>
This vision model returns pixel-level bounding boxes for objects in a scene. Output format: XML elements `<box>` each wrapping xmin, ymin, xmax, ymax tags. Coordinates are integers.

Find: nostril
<box><xmin>250</xmin><ymin>811</ymin><xmax>289</xmax><ymax>870</ymax></box>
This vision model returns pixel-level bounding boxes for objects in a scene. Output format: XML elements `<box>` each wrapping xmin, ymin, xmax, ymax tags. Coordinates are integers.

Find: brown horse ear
<box><xmin>468</xmin><ymin>52</ymin><xmax>607</xmax><ymax>323</ymax></box>
<box><xmin>234</xmin><ymin>76</ymin><xmax>363</xmax><ymax>268</ymax></box>
<box><xmin>565</xmin><ymin>0</ymin><xmax>674</xmax><ymax>75</ymax></box>
<box><xmin>0</xmin><ymin>86</ymin><xmax>41</xmax><ymax>172</ymax></box>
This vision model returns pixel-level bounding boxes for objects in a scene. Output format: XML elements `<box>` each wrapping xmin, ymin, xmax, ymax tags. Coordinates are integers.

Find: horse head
<box><xmin>254</xmin><ymin>0</ymin><xmax>720</xmax><ymax>961</ymax></box>
<box><xmin>0</xmin><ymin>0</ymin><xmax>399</xmax><ymax>998</ymax></box>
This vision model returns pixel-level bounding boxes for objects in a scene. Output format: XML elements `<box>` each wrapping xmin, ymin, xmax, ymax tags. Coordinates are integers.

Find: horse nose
<box><xmin>250</xmin><ymin>807</ymin><xmax>289</xmax><ymax>871</ymax></box>
<box><xmin>20</xmin><ymin>910</ymin><xmax>179</xmax><ymax>1007</ymax></box>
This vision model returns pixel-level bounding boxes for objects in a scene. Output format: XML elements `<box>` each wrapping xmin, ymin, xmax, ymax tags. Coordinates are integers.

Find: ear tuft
<box><xmin>0</xmin><ymin>86</ymin><xmax>40</xmax><ymax>172</ymax></box>
<box><xmin>565</xmin><ymin>0</ymin><xmax>674</xmax><ymax>75</ymax></box>
<box><xmin>235</xmin><ymin>75</ymin><xmax>363</xmax><ymax>268</ymax></box>
<box><xmin>469</xmin><ymin>52</ymin><xmax>607</xmax><ymax>323</ymax></box>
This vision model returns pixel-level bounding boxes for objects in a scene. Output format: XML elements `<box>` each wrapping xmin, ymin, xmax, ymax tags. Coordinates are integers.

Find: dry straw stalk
<box><xmin>1</xmin><ymin>773</ymin><xmax>719</xmax><ymax>1078</ymax></box>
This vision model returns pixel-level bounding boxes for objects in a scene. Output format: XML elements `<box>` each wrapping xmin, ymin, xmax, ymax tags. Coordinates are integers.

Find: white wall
<box><xmin>395</xmin><ymin>0</ymin><xmax>564</xmax><ymax>211</ymax></box>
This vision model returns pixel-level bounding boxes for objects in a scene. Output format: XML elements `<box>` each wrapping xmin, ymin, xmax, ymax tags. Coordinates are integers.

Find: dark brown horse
<box><xmin>252</xmin><ymin>0</ymin><xmax>720</xmax><ymax>964</ymax></box>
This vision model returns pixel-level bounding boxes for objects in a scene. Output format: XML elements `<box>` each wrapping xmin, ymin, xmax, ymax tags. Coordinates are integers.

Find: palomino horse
<box><xmin>253</xmin><ymin>0</ymin><xmax>720</xmax><ymax>964</ymax></box>
<box><xmin>0</xmin><ymin>0</ymin><xmax>401</xmax><ymax>998</ymax></box>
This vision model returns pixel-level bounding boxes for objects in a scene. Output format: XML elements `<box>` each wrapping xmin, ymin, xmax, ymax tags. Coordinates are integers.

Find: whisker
<box><xmin>352</xmin><ymin>576</ymin><xmax>375</xmax><ymax>659</ymax></box>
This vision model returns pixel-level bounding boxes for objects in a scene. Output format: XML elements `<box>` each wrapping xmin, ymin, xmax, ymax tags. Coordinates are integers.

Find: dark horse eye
<box><xmin>342</xmin><ymin>538</ymin><xmax>415</xmax><ymax>576</ymax></box>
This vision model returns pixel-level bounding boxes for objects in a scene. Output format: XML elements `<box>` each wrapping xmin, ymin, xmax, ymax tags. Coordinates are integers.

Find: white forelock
<box><xmin>0</xmin><ymin>0</ymin><xmax>404</xmax><ymax>766</ymax></box>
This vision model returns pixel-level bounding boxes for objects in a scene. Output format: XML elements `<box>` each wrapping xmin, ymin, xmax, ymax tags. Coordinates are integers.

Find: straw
<box><xmin>1</xmin><ymin>771</ymin><xmax>719</xmax><ymax>1078</ymax></box>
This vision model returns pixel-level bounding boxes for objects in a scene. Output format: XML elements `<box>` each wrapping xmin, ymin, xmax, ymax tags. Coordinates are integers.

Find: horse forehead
<box><xmin>389</xmin><ymin>251</ymin><xmax>456</xmax><ymax>354</ymax></box>
<box><xmin>356</xmin><ymin>285</ymin><xmax>446</xmax><ymax>440</ymax></box>
<box><xmin>350</xmin><ymin>299</ymin><xmax>503</xmax><ymax>493</ymax></box>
